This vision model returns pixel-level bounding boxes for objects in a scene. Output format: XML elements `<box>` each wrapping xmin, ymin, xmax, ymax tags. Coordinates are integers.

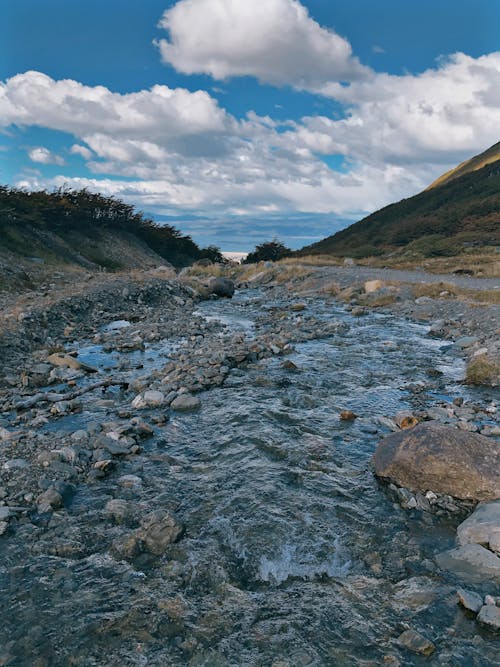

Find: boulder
<box><xmin>457</xmin><ymin>588</ymin><xmax>484</xmax><ymax>614</ymax></box>
<box><xmin>372</xmin><ymin>422</ymin><xmax>500</xmax><ymax>501</ymax></box>
<box><xmin>435</xmin><ymin>544</ymin><xmax>500</xmax><ymax>582</ymax></box>
<box><xmin>456</xmin><ymin>501</ymin><xmax>500</xmax><ymax>547</ymax></box>
<box><xmin>207</xmin><ymin>277</ymin><xmax>235</xmax><ymax>298</ymax></box>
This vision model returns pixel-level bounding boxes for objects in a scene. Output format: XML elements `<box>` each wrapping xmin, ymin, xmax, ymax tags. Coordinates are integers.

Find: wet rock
<box><xmin>117</xmin><ymin>474</ymin><xmax>143</xmax><ymax>488</ymax></box>
<box><xmin>0</xmin><ymin>507</ymin><xmax>11</xmax><ymax>521</ymax></box>
<box><xmin>208</xmin><ymin>277</ymin><xmax>235</xmax><ymax>298</ymax></box>
<box><xmin>104</xmin><ymin>499</ymin><xmax>136</xmax><ymax>524</ymax></box>
<box><xmin>457</xmin><ymin>588</ymin><xmax>483</xmax><ymax>613</ymax></box>
<box><xmin>46</xmin><ymin>352</ymin><xmax>97</xmax><ymax>373</ymax></box>
<box><xmin>340</xmin><ymin>410</ymin><xmax>357</xmax><ymax>421</ymax></box>
<box><xmin>111</xmin><ymin>534</ymin><xmax>144</xmax><ymax>560</ymax></box>
<box><xmin>0</xmin><ymin>521</ymin><xmax>8</xmax><ymax>536</ymax></box>
<box><xmin>436</xmin><ymin>544</ymin><xmax>500</xmax><ymax>582</ymax></box>
<box><xmin>372</xmin><ymin>422</ymin><xmax>500</xmax><ymax>501</ymax></box>
<box><xmin>143</xmin><ymin>390</ymin><xmax>166</xmax><ymax>407</ymax></box>
<box><xmin>37</xmin><ymin>488</ymin><xmax>63</xmax><ymax>510</ymax></box>
<box><xmin>171</xmin><ymin>394</ymin><xmax>201</xmax><ymax>411</ymax></box>
<box><xmin>394</xmin><ymin>411</ymin><xmax>418</xmax><ymax>430</ymax></box>
<box><xmin>456</xmin><ymin>500</ymin><xmax>500</xmax><ymax>547</ymax></box>
<box><xmin>396</xmin><ymin>629</ymin><xmax>435</xmax><ymax>656</ymax></box>
<box><xmin>477</xmin><ymin>605</ymin><xmax>500</xmax><ymax>631</ymax></box>
<box><xmin>137</xmin><ymin>510</ymin><xmax>183</xmax><ymax>555</ymax></box>
<box><xmin>3</xmin><ymin>459</ymin><xmax>30</xmax><ymax>471</ymax></box>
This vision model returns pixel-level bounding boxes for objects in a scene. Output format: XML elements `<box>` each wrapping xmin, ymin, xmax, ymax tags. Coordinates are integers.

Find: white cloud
<box><xmin>28</xmin><ymin>146</ymin><xmax>65</xmax><ymax>165</ymax></box>
<box><xmin>70</xmin><ymin>144</ymin><xmax>93</xmax><ymax>160</ymax></box>
<box><xmin>310</xmin><ymin>52</ymin><xmax>500</xmax><ymax>166</ymax></box>
<box><xmin>3</xmin><ymin>50</ymin><xmax>500</xmax><ymax>227</ymax></box>
<box><xmin>0</xmin><ymin>70</ymin><xmax>230</xmax><ymax>150</ymax></box>
<box><xmin>156</xmin><ymin>0</ymin><xmax>369</xmax><ymax>87</ymax></box>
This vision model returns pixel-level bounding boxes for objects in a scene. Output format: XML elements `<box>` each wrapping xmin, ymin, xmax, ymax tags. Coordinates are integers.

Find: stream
<box><xmin>0</xmin><ymin>288</ymin><xmax>497</xmax><ymax>666</ymax></box>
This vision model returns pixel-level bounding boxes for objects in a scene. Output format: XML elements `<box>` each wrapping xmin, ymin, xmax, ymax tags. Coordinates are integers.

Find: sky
<box><xmin>1</xmin><ymin>0</ymin><xmax>499</xmax><ymax>252</ymax></box>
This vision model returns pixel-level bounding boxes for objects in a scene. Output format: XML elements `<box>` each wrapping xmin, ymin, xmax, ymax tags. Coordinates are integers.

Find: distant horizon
<box><xmin>1</xmin><ymin>0</ymin><xmax>499</xmax><ymax>249</ymax></box>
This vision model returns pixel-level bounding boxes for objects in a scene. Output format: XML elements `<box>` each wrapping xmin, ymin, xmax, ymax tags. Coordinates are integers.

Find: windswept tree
<box><xmin>244</xmin><ymin>239</ymin><xmax>292</xmax><ymax>263</ymax></box>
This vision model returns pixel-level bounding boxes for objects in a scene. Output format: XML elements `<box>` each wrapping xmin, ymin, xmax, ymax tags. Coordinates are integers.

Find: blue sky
<box><xmin>1</xmin><ymin>0</ymin><xmax>499</xmax><ymax>251</ymax></box>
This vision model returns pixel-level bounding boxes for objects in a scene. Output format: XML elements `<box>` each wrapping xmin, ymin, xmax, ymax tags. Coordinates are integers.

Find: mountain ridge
<box><xmin>298</xmin><ymin>142</ymin><xmax>500</xmax><ymax>259</ymax></box>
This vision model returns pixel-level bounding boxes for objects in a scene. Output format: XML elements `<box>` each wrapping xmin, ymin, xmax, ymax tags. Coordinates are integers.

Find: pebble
<box><xmin>170</xmin><ymin>394</ymin><xmax>201</xmax><ymax>411</ymax></box>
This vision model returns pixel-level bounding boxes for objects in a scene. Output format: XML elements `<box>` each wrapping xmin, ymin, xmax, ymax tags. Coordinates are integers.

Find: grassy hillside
<box><xmin>299</xmin><ymin>146</ymin><xmax>500</xmax><ymax>259</ymax></box>
<box><xmin>0</xmin><ymin>186</ymin><xmax>219</xmax><ymax>272</ymax></box>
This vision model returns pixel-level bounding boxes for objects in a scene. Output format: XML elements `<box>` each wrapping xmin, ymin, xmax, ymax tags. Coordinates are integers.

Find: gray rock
<box><xmin>208</xmin><ymin>277</ymin><xmax>235</xmax><ymax>298</ymax></box>
<box><xmin>456</xmin><ymin>501</ymin><xmax>500</xmax><ymax>547</ymax></box>
<box><xmin>477</xmin><ymin>605</ymin><xmax>500</xmax><ymax>631</ymax></box>
<box><xmin>37</xmin><ymin>488</ymin><xmax>64</xmax><ymax>510</ymax></box>
<box><xmin>143</xmin><ymin>390</ymin><xmax>166</xmax><ymax>407</ymax></box>
<box><xmin>0</xmin><ymin>507</ymin><xmax>11</xmax><ymax>521</ymax></box>
<box><xmin>0</xmin><ymin>521</ymin><xmax>8</xmax><ymax>535</ymax></box>
<box><xmin>457</xmin><ymin>588</ymin><xmax>484</xmax><ymax>613</ymax></box>
<box><xmin>3</xmin><ymin>459</ymin><xmax>30</xmax><ymax>471</ymax></box>
<box><xmin>436</xmin><ymin>543</ymin><xmax>500</xmax><ymax>582</ymax></box>
<box><xmin>170</xmin><ymin>393</ymin><xmax>201</xmax><ymax>411</ymax></box>
<box><xmin>372</xmin><ymin>422</ymin><xmax>500</xmax><ymax>501</ymax></box>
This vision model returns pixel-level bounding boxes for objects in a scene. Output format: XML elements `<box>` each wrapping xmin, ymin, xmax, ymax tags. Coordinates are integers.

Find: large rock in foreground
<box><xmin>372</xmin><ymin>422</ymin><xmax>500</xmax><ymax>501</ymax></box>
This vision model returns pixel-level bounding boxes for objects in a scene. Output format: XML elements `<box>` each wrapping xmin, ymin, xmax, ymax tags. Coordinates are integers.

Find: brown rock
<box><xmin>372</xmin><ymin>422</ymin><xmax>500</xmax><ymax>501</ymax></box>
<box><xmin>396</xmin><ymin>629</ymin><xmax>435</xmax><ymax>656</ymax></box>
<box><xmin>340</xmin><ymin>410</ymin><xmax>358</xmax><ymax>421</ymax></box>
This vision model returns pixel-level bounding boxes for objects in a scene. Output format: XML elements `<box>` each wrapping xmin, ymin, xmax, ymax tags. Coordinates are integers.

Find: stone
<box><xmin>477</xmin><ymin>605</ymin><xmax>500</xmax><ymax>631</ymax></box>
<box><xmin>143</xmin><ymin>390</ymin><xmax>166</xmax><ymax>407</ymax></box>
<box><xmin>456</xmin><ymin>501</ymin><xmax>500</xmax><ymax>547</ymax></box>
<box><xmin>364</xmin><ymin>279</ymin><xmax>384</xmax><ymax>294</ymax></box>
<box><xmin>0</xmin><ymin>521</ymin><xmax>8</xmax><ymax>536</ymax></box>
<box><xmin>117</xmin><ymin>474</ymin><xmax>142</xmax><ymax>488</ymax></box>
<box><xmin>105</xmin><ymin>499</ymin><xmax>135</xmax><ymax>523</ymax></box>
<box><xmin>0</xmin><ymin>507</ymin><xmax>11</xmax><ymax>521</ymax></box>
<box><xmin>372</xmin><ymin>422</ymin><xmax>500</xmax><ymax>501</ymax></box>
<box><xmin>340</xmin><ymin>410</ymin><xmax>357</xmax><ymax>421</ymax></box>
<box><xmin>457</xmin><ymin>588</ymin><xmax>484</xmax><ymax>613</ymax></box>
<box><xmin>137</xmin><ymin>510</ymin><xmax>183</xmax><ymax>555</ymax></box>
<box><xmin>396</xmin><ymin>629</ymin><xmax>435</xmax><ymax>656</ymax></box>
<box><xmin>170</xmin><ymin>394</ymin><xmax>201</xmax><ymax>412</ymax></box>
<box><xmin>3</xmin><ymin>459</ymin><xmax>29</xmax><ymax>470</ymax></box>
<box><xmin>436</xmin><ymin>544</ymin><xmax>500</xmax><ymax>582</ymax></box>
<box><xmin>394</xmin><ymin>412</ymin><xmax>418</xmax><ymax>430</ymax></box>
<box><xmin>37</xmin><ymin>488</ymin><xmax>64</xmax><ymax>510</ymax></box>
<box><xmin>208</xmin><ymin>277</ymin><xmax>235</xmax><ymax>298</ymax></box>
<box><xmin>46</xmin><ymin>352</ymin><xmax>97</xmax><ymax>373</ymax></box>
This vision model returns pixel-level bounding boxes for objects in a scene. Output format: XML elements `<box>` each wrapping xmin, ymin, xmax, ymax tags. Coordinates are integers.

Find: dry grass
<box><xmin>359</xmin><ymin>252</ymin><xmax>500</xmax><ymax>279</ymax></box>
<box><xmin>465</xmin><ymin>354</ymin><xmax>500</xmax><ymax>386</ymax></box>
<box><xmin>410</xmin><ymin>282</ymin><xmax>500</xmax><ymax>305</ymax></box>
<box><xmin>281</xmin><ymin>255</ymin><xmax>344</xmax><ymax>267</ymax></box>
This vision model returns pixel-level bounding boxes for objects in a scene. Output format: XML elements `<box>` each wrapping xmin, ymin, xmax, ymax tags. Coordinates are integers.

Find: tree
<box><xmin>244</xmin><ymin>239</ymin><xmax>291</xmax><ymax>263</ymax></box>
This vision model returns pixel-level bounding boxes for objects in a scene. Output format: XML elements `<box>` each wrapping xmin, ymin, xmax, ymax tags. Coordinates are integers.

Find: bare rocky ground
<box><xmin>0</xmin><ymin>262</ymin><xmax>499</xmax><ymax>663</ymax></box>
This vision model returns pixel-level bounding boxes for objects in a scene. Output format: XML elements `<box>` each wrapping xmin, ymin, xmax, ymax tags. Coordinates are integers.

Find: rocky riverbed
<box><xmin>0</xmin><ymin>264</ymin><xmax>499</xmax><ymax>665</ymax></box>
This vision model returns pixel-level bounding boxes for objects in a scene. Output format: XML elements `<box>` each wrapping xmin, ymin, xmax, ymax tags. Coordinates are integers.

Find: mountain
<box><xmin>299</xmin><ymin>143</ymin><xmax>500</xmax><ymax>258</ymax></box>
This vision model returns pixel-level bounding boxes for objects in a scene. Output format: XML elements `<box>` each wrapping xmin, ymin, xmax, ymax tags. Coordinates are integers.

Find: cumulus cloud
<box><xmin>3</xmin><ymin>49</ymin><xmax>500</xmax><ymax>226</ymax></box>
<box><xmin>311</xmin><ymin>52</ymin><xmax>500</xmax><ymax>166</ymax></box>
<box><xmin>28</xmin><ymin>146</ymin><xmax>65</xmax><ymax>165</ymax></box>
<box><xmin>70</xmin><ymin>144</ymin><xmax>93</xmax><ymax>160</ymax></box>
<box><xmin>156</xmin><ymin>0</ymin><xmax>369</xmax><ymax>87</ymax></box>
<box><xmin>0</xmin><ymin>70</ymin><xmax>230</xmax><ymax>150</ymax></box>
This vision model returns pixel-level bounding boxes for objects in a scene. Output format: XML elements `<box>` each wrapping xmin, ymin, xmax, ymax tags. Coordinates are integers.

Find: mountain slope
<box><xmin>427</xmin><ymin>141</ymin><xmax>500</xmax><ymax>190</ymax></box>
<box><xmin>299</xmin><ymin>143</ymin><xmax>500</xmax><ymax>258</ymax></box>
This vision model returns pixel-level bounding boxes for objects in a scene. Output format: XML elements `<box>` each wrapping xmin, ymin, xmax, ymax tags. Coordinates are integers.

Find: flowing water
<box><xmin>0</xmin><ymin>290</ymin><xmax>497</xmax><ymax>666</ymax></box>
